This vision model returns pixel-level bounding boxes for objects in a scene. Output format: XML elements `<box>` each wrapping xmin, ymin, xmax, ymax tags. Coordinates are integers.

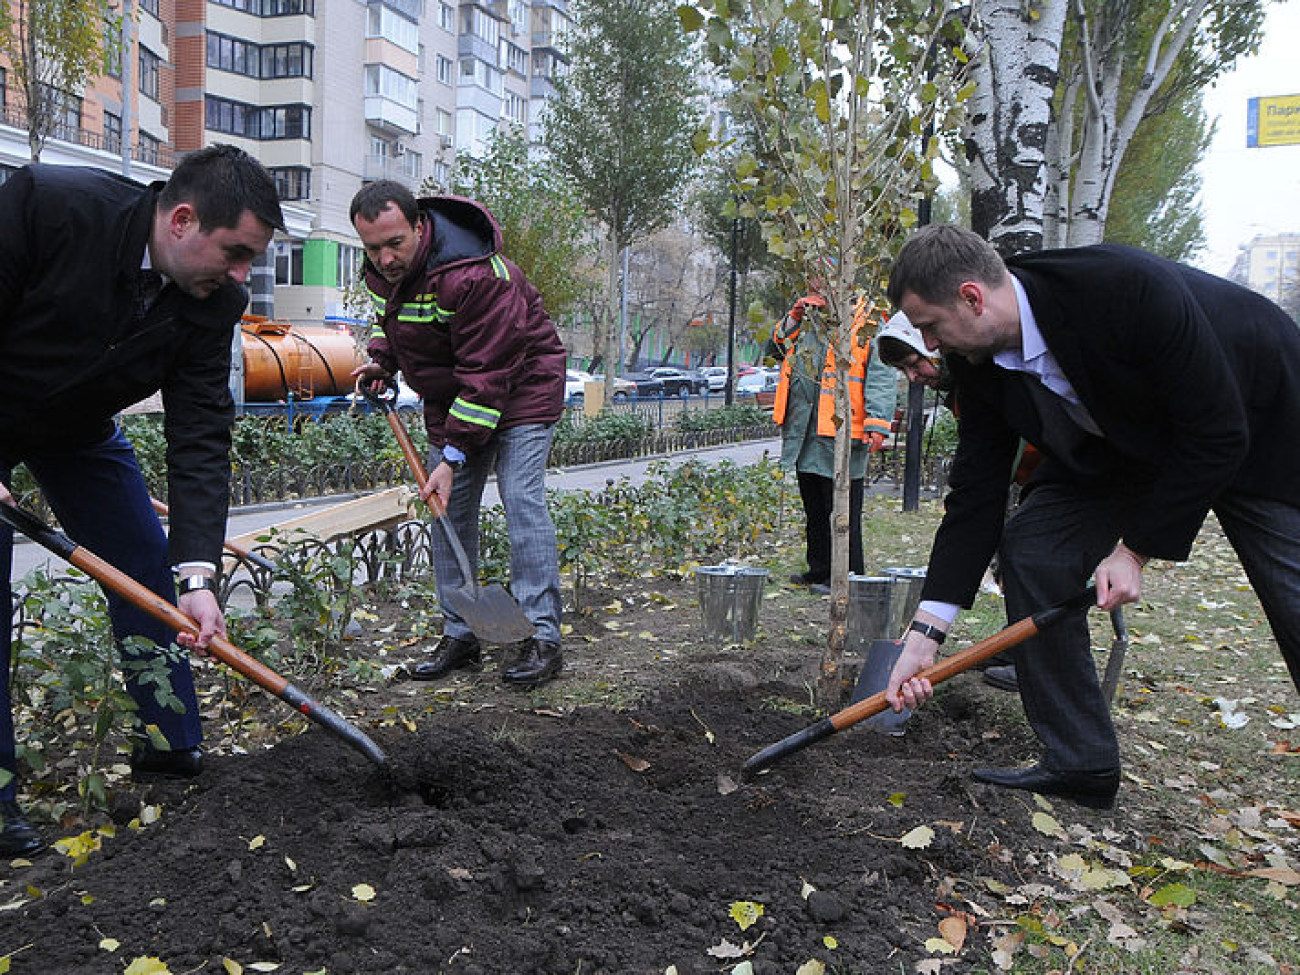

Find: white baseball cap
<box><xmin>876</xmin><ymin>310</ymin><xmax>933</xmax><ymax>360</ymax></box>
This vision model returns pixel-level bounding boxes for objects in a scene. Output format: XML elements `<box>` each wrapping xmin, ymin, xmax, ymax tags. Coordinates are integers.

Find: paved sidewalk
<box><xmin>9</xmin><ymin>438</ymin><xmax>783</xmax><ymax>582</ymax></box>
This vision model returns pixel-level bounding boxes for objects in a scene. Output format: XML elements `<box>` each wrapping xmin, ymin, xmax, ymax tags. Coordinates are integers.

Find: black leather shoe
<box><xmin>501</xmin><ymin>639</ymin><xmax>563</xmax><ymax>688</ymax></box>
<box><xmin>972</xmin><ymin>764</ymin><xmax>1119</xmax><ymax>809</ymax></box>
<box><xmin>411</xmin><ymin>634</ymin><xmax>481</xmax><ymax>681</ymax></box>
<box><xmin>130</xmin><ymin>746</ymin><xmax>204</xmax><ymax>779</ymax></box>
<box><xmin>0</xmin><ymin>800</ymin><xmax>43</xmax><ymax>857</ymax></box>
<box><xmin>789</xmin><ymin>573</ymin><xmax>831</xmax><ymax>595</ymax></box>
<box><xmin>982</xmin><ymin>664</ymin><xmax>1019</xmax><ymax>692</ymax></box>
<box><xmin>974</xmin><ymin>650</ymin><xmax>1016</xmax><ymax>671</ymax></box>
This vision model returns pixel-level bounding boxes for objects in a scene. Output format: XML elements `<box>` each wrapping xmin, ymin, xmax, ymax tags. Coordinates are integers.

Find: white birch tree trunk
<box><xmin>1063</xmin><ymin>0</ymin><xmax>1212</xmax><ymax>246</ymax></box>
<box><xmin>965</xmin><ymin>0</ymin><xmax>1070</xmax><ymax>255</ymax></box>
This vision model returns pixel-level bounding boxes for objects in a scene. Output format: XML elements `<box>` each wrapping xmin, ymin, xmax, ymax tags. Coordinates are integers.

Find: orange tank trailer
<box><xmin>240</xmin><ymin>315</ymin><xmax>366</xmax><ymax>401</ymax></box>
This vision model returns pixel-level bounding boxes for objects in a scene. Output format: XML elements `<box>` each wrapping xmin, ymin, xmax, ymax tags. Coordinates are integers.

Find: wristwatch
<box><xmin>178</xmin><ymin>574</ymin><xmax>217</xmax><ymax>594</ymax></box>
<box><xmin>442</xmin><ymin>455</ymin><xmax>466</xmax><ymax>471</ymax></box>
<box><xmin>907</xmin><ymin>620</ymin><xmax>947</xmax><ymax>645</ymax></box>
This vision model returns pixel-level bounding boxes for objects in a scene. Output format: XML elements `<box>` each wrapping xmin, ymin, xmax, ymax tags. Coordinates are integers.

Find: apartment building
<box><xmin>1234</xmin><ymin>232</ymin><xmax>1300</xmax><ymax>305</ymax></box>
<box><xmin>0</xmin><ymin>0</ymin><xmax>569</xmax><ymax>324</ymax></box>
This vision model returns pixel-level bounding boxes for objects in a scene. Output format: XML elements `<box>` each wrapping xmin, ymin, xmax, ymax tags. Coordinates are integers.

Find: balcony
<box><xmin>363</xmin><ymin>95</ymin><xmax>418</xmax><ymax>135</ymax></box>
<box><xmin>368</xmin><ymin>0</ymin><xmax>420</xmax><ymax>22</ymax></box>
<box><xmin>458</xmin><ymin>31</ymin><xmax>497</xmax><ymax>64</ymax></box>
<box><xmin>362</xmin><ymin>154</ymin><xmax>419</xmax><ymax>187</ymax></box>
<box><xmin>1</xmin><ymin>105</ymin><xmax>177</xmax><ymax>168</ymax></box>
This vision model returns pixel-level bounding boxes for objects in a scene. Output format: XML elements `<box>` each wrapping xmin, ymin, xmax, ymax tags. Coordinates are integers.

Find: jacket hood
<box><xmin>418</xmin><ymin>195</ymin><xmax>504</xmax><ymax>268</ymax></box>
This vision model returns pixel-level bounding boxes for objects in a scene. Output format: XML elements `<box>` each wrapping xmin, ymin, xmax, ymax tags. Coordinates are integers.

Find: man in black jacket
<box><xmin>881</xmin><ymin>224</ymin><xmax>1300</xmax><ymax>810</ymax></box>
<box><xmin>0</xmin><ymin>145</ymin><xmax>283</xmax><ymax>854</ymax></box>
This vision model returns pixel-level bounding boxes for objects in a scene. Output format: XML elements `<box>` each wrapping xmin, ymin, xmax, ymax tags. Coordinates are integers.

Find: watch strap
<box><xmin>907</xmin><ymin>619</ymin><xmax>947</xmax><ymax>645</ymax></box>
<box><xmin>178</xmin><ymin>574</ymin><xmax>217</xmax><ymax>594</ymax></box>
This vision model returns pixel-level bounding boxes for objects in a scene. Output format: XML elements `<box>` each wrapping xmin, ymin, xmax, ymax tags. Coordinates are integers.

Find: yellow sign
<box><xmin>1247</xmin><ymin>94</ymin><xmax>1300</xmax><ymax>147</ymax></box>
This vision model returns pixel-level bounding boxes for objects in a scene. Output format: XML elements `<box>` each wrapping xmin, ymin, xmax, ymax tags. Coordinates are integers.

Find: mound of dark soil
<box><xmin>10</xmin><ymin>663</ymin><xmax>1072</xmax><ymax>974</ymax></box>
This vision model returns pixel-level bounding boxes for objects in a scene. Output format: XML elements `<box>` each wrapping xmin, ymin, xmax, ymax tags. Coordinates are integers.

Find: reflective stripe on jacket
<box><xmin>771</xmin><ymin>296</ymin><xmax>893</xmax><ymax>442</ymax></box>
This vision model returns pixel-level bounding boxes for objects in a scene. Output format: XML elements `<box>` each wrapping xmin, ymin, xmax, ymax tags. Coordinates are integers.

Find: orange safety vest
<box><xmin>771</xmin><ymin>296</ymin><xmax>892</xmax><ymax>443</ymax></box>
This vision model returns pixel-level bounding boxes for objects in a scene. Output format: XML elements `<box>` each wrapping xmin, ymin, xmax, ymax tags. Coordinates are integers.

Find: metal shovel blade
<box><xmin>441</xmin><ymin>582</ymin><xmax>536</xmax><ymax>645</ymax></box>
<box><xmin>851</xmin><ymin>638</ymin><xmax>912</xmax><ymax>735</ymax></box>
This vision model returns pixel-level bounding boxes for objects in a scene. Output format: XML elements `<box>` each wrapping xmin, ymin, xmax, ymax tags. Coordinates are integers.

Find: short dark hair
<box><xmin>159</xmin><ymin>143</ymin><xmax>284</xmax><ymax>232</ymax></box>
<box><xmin>887</xmin><ymin>224</ymin><xmax>1007</xmax><ymax>307</ymax></box>
<box><xmin>350</xmin><ymin>180</ymin><xmax>419</xmax><ymax>225</ymax></box>
<box><xmin>877</xmin><ymin>335</ymin><xmax>917</xmax><ymax>369</ymax></box>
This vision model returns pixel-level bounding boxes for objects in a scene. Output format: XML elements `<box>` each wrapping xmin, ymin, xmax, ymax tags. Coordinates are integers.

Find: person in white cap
<box><xmin>875</xmin><ymin>308</ymin><xmax>1022</xmax><ymax>693</ymax></box>
<box><xmin>875</xmin><ymin>310</ymin><xmax>948</xmax><ymax>390</ymax></box>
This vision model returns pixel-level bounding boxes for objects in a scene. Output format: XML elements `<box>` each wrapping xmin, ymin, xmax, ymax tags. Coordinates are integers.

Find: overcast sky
<box><xmin>1196</xmin><ymin>0</ymin><xmax>1300</xmax><ymax>275</ymax></box>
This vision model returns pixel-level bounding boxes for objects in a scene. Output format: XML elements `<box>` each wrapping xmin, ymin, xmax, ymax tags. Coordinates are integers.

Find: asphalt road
<box><xmin>9</xmin><ymin>438</ymin><xmax>782</xmax><ymax>583</ymax></box>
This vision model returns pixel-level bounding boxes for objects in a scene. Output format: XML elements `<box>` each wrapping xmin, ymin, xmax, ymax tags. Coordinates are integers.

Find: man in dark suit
<box><xmin>0</xmin><ymin>146</ymin><xmax>284</xmax><ymax>855</ymax></box>
<box><xmin>880</xmin><ymin>224</ymin><xmax>1300</xmax><ymax>809</ymax></box>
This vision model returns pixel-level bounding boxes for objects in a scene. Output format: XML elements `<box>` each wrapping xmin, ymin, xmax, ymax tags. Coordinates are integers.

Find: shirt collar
<box><xmin>994</xmin><ymin>273</ymin><xmax>1046</xmax><ymax>369</ymax></box>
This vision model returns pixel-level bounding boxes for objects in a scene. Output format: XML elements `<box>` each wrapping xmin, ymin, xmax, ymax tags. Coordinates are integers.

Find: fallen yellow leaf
<box><xmin>938</xmin><ymin>915</ymin><xmax>968</xmax><ymax>952</ymax></box>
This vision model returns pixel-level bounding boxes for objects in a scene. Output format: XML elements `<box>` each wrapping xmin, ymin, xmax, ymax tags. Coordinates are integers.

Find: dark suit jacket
<box><xmin>0</xmin><ymin>165</ymin><xmax>247</xmax><ymax>565</ymax></box>
<box><xmin>923</xmin><ymin>244</ymin><xmax>1300</xmax><ymax>608</ymax></box>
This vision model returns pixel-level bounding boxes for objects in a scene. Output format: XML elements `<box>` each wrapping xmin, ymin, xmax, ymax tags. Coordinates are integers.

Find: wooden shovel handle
<box><xmin>740</xmin><ymin>586</ymin><xmax>1098</xmax><ymax>779</ymax></box>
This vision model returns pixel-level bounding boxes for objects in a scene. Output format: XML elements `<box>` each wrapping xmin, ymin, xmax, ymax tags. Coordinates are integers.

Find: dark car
<box><xmin>622</xmin><ymin>372</ymin><xmax>667</xmax><ymax>397</ymax></box>
<box><xmin>646</xmin><ymin>366</ymin><xmax>708</xmax><ymax>397</ymax></box>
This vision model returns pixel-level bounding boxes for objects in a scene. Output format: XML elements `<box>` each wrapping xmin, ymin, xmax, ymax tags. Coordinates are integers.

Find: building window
<box><xmin>459</xmin><ymin>58</ymin><xmax>502</xmax><ymax>96</ymax></box>
<box><xmin>504</xmin><ymin>41</ymin><xmax>528</xmax><ymax>76</ymax></box>
<box><xmin>208</xmin><ymin>32</ymin><xmax>312</xmax><ymax>78</ymax></box>
<box><xmin>270</xmin><ymin>166</ymin><xmax>311</xmax><ymax>201</ymax></box>
<box><xmin>208</xmin><ymin>32</ymin><xmax>258</xmax><ymax>75</ymax></box>
<box><xmin>206</xmin><ymin>96</ymin><xmax>311</xmax><ymax>140</ymax></box>
<box><xmin>435</xmin><ymin>55</ymin><xmax>453</xmax><ymax>86</ymax></box>
<box><xmin>139</xmin><ymin>0</ymin><xmax>160</xmax><ymax>15</ymax></box>
<box><xmin>103</xmin><ymin>110</ymin><xmax>122</xmax><ymax>153</ymax></box>
<box><xmin>365</xmin><ymin>65</ymin><xmax>418</xmax><ymax>110</ymax></box>
<box><xmin>105</xmin><ymin>23</ymin><xmax>123</xmax><ymax>78</ymax></box>
<box><xmin>338</xmin><ymin>244</ymin><xmax>364</xmax><ymax>287</ymax></box>
<box><xmin>263</xmin><ymin>41</ymin><xmax>313</xmax><ymax>78</ymax></box>
<box><xmin>396</xmin><ymin>148</ymin><xmax>421</xmax><ymax>180</ymax></box>
<box><xmin>440</xmin><ymin>2</ymin><xmax>454</xmax><ymax>31</ymax></box>
<box><xmin>274</xmin><ymin>240</ymin><xmax>304</xmax><ymax>286</ymax></box>
<box><xmin>461</xmin><ymin>7</ymin><xmax>500</xmax><ymax>47</ymax></box>
<box><xmin>41</xmin><ymin>85</ymin><xmax>82</xmax><ymax>141</ymax></box>
<box><xmin>366</xmin><ymin>4</ymin><xmax>418</xmax><ymax>54</ymax></box>
<box><xmin>210</xmin><ymin>0</ymin><xmax>315</xmax><ymax>14</ymax></box>
<box><xmin>505</xmin><ymin>92</ymin><xmax>526</xmax><ymax>125</ymax></box>
<box><xmin>139</xmin><ymin>47</ymin><xmax>160</xmax><ymax>101</ymax></box>
<box><xmin>139</xmin><ymin>131</ymin><xmax>161</xmax><ymax>166</ymax></box>
<box><xmin>262</xmin><ymin>104</ymin><xmax>310</xmax><ymax>139</ymax></box>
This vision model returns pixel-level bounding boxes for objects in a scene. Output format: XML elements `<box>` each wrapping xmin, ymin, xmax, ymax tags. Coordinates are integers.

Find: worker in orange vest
<box><xmin>772</xmin><ymin>293</ymin><xmax>897</xmax><ymax>594</ymax></box>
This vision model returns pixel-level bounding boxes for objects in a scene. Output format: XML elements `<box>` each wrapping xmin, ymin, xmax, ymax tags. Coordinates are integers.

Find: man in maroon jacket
<box><xmin>349</xmin><ymin>181</ymin><xmax>566</xmax><ymax>687</ymax></box>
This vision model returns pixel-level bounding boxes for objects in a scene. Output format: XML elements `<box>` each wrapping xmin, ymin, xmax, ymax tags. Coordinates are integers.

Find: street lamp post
<box><xmin>726</xmin><ymin>213</ymin><xmax>739</xmax><ymax>406</ymax></box>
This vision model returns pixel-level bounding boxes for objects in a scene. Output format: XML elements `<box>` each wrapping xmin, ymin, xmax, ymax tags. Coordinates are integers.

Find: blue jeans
<box><xmin>2</xmin><ymin>428</ymin><xmax>202</xmax><ymax>801</ymax></box>
<box><xmin>430</xmin><ymin>423</ymin><xmax>562</xmax><ymax>645</ymax></box>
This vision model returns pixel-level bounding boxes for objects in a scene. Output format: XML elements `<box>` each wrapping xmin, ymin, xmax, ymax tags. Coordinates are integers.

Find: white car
<box><xmin>698</xmin><ymin>366</ymin><xmax>728</xmax><ymax>392</ymax></box>
<box><xmin>565</xmin><ymin>370</ymin><xmax>637</xmax><ymax>403</ymax></box>
<box><xmin>566</xmin><ymin>369</ymin><xmax>597</xmax><ymax>399</ymax></box>
<box><xmin>736</xmin><ymin>367</ymin><xmax>779</xmax><ymax>394</ymax></box>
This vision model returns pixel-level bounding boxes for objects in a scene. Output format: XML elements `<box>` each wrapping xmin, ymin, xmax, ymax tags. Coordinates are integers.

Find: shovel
<box><xmin>0</xmin><ymin>500</ymin><xmax>388</xmax><ymax>768</ymax></box>
<box><xmin>149</xmin><ymin>497</ymin><xmax>276</xmax><ymax>574</ymax></box>
<box><xmin>361</xmin><ymin>382</ymin><xmax>536</xmax><ymax>645</ymax></box>
<box><xmin>741</xmin><ymin>586</ymin><xmax>1098</xmax><ymax>779</ymax></box>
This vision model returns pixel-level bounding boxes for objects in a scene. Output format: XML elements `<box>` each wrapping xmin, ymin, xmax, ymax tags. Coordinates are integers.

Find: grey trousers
<box><xmin>430</xmin><ymin>423</ymin><xmax>562</xmax><ymax>646</ymax></box>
